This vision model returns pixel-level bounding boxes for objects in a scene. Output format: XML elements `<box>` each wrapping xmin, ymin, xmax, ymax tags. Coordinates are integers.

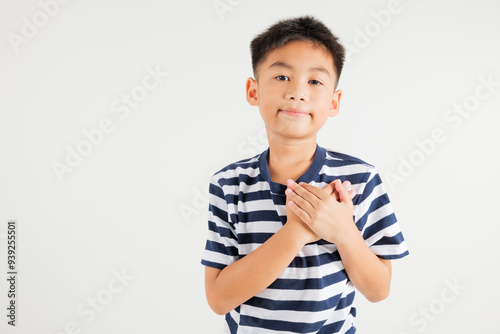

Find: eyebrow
<box><xmin>268</xmin><ymin>61</ymin><xmax>331</xmax><ymax>77</ymax></box>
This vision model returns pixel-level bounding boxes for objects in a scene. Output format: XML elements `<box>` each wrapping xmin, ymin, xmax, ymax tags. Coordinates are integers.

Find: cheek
<box><xmin>313</xmin><ymin>91</ymin><xmax>334</xmax><ymax>110</ymax></box>
<box><xmin>260</xmin><ymin>90</ymin><xmax>279</xmax><ymax>109</ymax></box>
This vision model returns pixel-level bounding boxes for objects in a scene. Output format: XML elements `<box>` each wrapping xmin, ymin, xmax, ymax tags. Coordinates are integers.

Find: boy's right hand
<box><xmin>284</xmin><ymin>180</ymin><xmax>355</xmax><ymax>246</ymax></box>
<box><xmin>285</xmin><ymin>193</ymin><xmax>320</xmax><ymax>245</ymax></box>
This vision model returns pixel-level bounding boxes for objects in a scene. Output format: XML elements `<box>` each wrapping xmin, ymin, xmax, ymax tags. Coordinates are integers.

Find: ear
<box><xmin>246</xmin><ymin>77</ymin><xmax>258</xmax><ymax>106</ymax></box>
<box><xmin>329</xmin><ymin>89</ymin><xmax>342</xmax><ymax>117</ymax></box>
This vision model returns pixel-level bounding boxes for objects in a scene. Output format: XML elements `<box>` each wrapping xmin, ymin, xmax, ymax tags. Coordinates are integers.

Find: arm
<box><xmin>205</xmin><ymin>181</ymin><xmax>355</xmax><ymax>315</ymax></box>
<box><xmin>285</xmin><ymin>179</ymin><xmax>392</xmax><ymax>302</ymax></box>
<box><xmin>335</xmin><ymin>225</ymin><xmax>392</xmax><ymax>302</ymax></box>
<box><xmin>205</xmin><ymin>215</ymin><xmax>316</xmax><ymax>315</ymax></box>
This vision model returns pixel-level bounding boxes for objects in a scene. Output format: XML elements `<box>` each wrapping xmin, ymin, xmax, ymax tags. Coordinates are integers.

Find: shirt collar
<box><xmin>259</xmin><ymin>144</ymin><xmax>326</xmax><ymax>194</ymax></box>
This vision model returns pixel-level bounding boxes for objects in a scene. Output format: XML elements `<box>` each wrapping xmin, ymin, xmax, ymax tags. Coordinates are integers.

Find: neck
<box><xmin>266</xmin><ymin>134</ymin><xmax>317</xmax><ymax>184</ymax></box>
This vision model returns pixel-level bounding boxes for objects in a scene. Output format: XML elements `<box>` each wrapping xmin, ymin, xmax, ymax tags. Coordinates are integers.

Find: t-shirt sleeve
<box><xmin>354</xmin><ymin>168</ymin><xmax>409</xmax><ymax>260</ymax></box>
<box><xmin>201</xmin><ymin>175</ymin><xmax>239</xmax><ymax>270</ymax></box>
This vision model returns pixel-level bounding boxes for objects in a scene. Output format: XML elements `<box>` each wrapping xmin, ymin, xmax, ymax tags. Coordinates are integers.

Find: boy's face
<box><xmin>246</xmin><ymin>40</ymin><xmax>341</xmax><ymax>142</ymax></box>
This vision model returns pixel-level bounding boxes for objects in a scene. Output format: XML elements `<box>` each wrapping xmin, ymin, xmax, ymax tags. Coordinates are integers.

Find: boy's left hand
<box><xmin>285</xmin><ymin>179</ymin><xmax>357</xmax><ymax>245</ymax></box>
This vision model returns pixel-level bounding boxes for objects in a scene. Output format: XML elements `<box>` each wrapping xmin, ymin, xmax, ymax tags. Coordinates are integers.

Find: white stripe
<box><xmin>239</xmin><ymin>241</ymin><xmax>338</xmax><ymax>258</ymax></box>
<box><xmin>237</xmin><ymin>220</ymin><xmax>283</xmax><ymax>234</ymax></box>
<box><xmin>240</xmin><ymin>303</ymin><xmax>340</xmax><ymax>325</ymax></box>
<box><xmin>370</xmin><ymin>242</ymin><xmax>408</xmax><ymax>256</ymax></box>
<box><xmin>256</xmin><ymin>279</ymin><xmax>352</xmax><ymax>302</ymax></box>
<box><xmin>223</xmin><ymin>180</ymin><xmax>270</xmax><ymax>195</ymax></box>
<box><xmin>320</xmin><ymin>164</ymin><xmax>373</xmax><ymax>177</ymax></box>
<box><xmin>206</xmin><ymin>229</ymin><xmax>235</xmax><ymax>245</ymax></box>
<box><xmin>202</xmin><ymin>248</ymin><xmax>238</xmax><ymax>267</ymax></box>
<box><xmin>215</xmin><ymin>165</ymin><xmax>261</xmax><ymax>181</ymax></box>
<box><xmin>355</xmin><ymin>180</ymin><xmax>385</xmax><ymax>222</ymax></box>
<box><xmin>234</xmin><ymin>198</ymin><xmax>276</xmax><ymax>212</ymax></box>
<box><xmin>364</xmin><ymin>220</ymin><xmax>401</xmax><ymax>247</ymax></box>
<box><xmin>278</xmin><ymin>260</ymin><xmax>344</xmax><ymax>280</ymax></box>
<box><xmin>360</xmin><ymin>203</ymin><xmax>393</xmax><ymax>232</ymax></box>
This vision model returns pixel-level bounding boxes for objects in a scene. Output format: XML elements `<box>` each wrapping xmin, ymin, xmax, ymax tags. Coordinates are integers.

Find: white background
<box><xmin>1</xmin><ymin>0</ymin><xmax>500</xmax><ymax>333</ymax></box>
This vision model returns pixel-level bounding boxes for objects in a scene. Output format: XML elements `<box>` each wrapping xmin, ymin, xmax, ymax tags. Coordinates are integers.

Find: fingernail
<box><xmin>285</xmin><ymin>189</ymin><xmax>291</xmax><ymax>196</ymax></box>
<box><xmin>286</xmin><ymin>179</ymin><xmax>294</xmax><ymax>187</ymax></box>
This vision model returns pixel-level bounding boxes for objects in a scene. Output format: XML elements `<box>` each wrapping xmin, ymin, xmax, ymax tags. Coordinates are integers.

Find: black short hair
<box><xmin>250</xmin><ymin>15</ymin><xmax>345</xmax><ymax>88</ymax></box>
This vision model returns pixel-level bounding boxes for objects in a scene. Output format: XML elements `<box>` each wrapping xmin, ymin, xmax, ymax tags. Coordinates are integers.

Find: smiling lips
<box><xmin>279</xmin><ymin>109</ymin><xmax>310</xmax><ymax>117</ymax></box>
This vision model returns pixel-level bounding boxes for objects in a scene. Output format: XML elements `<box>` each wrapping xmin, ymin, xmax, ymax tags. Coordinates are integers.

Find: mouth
<box><xmin>279</xmin><ymin>109</ymin><xmax>310</xmax><ymax>117</ymax></box>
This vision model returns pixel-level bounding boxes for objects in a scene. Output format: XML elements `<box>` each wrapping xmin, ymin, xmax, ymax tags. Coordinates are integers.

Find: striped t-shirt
<box><xmin>201</xmin><ymin>144</ymin><xmax>409</xmax><ymax>333</ymax></box>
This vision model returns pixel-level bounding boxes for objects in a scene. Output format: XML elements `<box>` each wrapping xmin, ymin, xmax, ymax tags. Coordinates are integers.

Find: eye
<box><xmin>309</xmin><ymin>79</ymin><xmax>322</xmax><ymax>85</ymax></box>
<box><xmin>276</xmin><ymin>75</ymin><xmax>289</xmax><ymax>81</ymax></box>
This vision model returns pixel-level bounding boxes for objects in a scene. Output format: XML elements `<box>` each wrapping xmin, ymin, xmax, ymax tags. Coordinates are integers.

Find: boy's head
<box><xmin>250</xmin><ymin>16</ymin><xmax>345</xmax><ymax>89</ymax></box>
<box><xmin>246</xmin><ymin>16</ymin><xmax>346</xmax><ymax>142</ymax></box>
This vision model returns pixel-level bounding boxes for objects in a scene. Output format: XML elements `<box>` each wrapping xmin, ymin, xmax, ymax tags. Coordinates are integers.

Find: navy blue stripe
<box><xmin>238</xmin><ymin>210</ymin><xmax>281</xmax><ymax>223</ymax></box>
<box><xmin>246</xmin><ymin>292</ymin><xmax>343</xmax><ymax>312</ymax></box>
<box><xmin>268</xmin><ymin>269</ymin><xmax>348</xmax><ymax>290</ymax></box>
<box><xmin>362</xmin><ymin>211</ymin><xmax>397</xmax><ymax>240</ymax></box>
<box><xmin>317</xmin><ymin>303</ymin><xmax>356</xmax><ymax>334</ymax></box>
<box><xmin>209</xmin><ymin>203</ymin><xmax>230</xmax><ymax>226</ymax></box>
<box><xmin>238</xmin><ymin>232</ymin><xmax>274</xmax><ymax>244</ymax></box>
<box><xmin>373</xmin><ymin>231</ymin><xmax>405</xmax><ymax>246</ymax></box>
<box><xmin>345</xmin><ymin>325</ymin><xmax>356</xmax><ymax>334</ymax></box>
<box><xmin>316</xmin><ymin>319</ymin><xmax>344</xmax><ymax>334</ymax></box>
<box><xmin>216</xmin><ymin>155</ymin><xmax>261</xmax><ymax>174</ymax></box>
<box><xmin>311</xmin><ymin>173</ymin><xmax>371</xmax><ymax>191</ymax></box>
<box><xmin>335</xmin><ymin>290</ymin><xmax>355</xmax><ymax>311</ymax></box>
<box><xmin>325</xmin><ymin>150</ymin><xmax>373</xmax><ymax>167</ymax></box>
<box><xmin>357</xmin><ymin>171</ymin><xmax>382</xmax><ymax>204</ymax></box>
<box><xmin>378</xmin><ymin>250</ymin><xmax>409</xmax><ymax>260</ymax></box>
<box><xmin>204</xmin><ymin>240</ymin><xmax>238</xmax><ymax>257</ymax></box>
<box><xmin>224</xmin><ymin>190</ymin><xmax>274</xmax><ymax>206</ymax></box>
<box><xmin>240</xmin><ymin>190</ymin><xmax>273</xmax><ymax>202</ymax></box>
<box><xmin>208</xmin><ymin>221</ymin><xmax>236</xmax><ymax>241</ymax></box>
<box><xmin>201</xmin><ymin>259</ymin><xmax>226</xmax><ymax>270</ymax></box>
<box><xmin>289</xmin><ymin>251</ymin><xmax>341</xmax><ymax>268</ymax></box>
<box><xmin>225</xmin><ymin>312</ymin><xmax>238</xmax><ymax>334</ymax></box>
<box><xmin>356</xmin><ymin>192</ymin><xmax>390</xmax><ymax>231</ymax></box>
<box><xmin>209</xmin><ymin>182</ymin><xmax>225</xmax><ymax>199</ymax></box>
<box><xmin>219</xmin><ymin>173</ymin><xmax>262</xmax><ymax>187</ymax></box>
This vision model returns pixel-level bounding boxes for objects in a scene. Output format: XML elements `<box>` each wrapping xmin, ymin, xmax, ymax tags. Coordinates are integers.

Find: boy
<box><xmin>201</xmin><ymin>15</ymin><xmax>409</xmax><ymax>333</ymax></box>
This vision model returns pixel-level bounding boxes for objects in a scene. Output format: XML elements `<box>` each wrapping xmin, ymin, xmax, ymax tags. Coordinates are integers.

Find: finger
<box><xmin>342</xmin><ymin>180</ymin><xmax>351</xmax><ymax>190</ymax></box>
<box><xmin>342</xmin><ymin>181</ymin><xmax>356</xmax><ymax>200</ymax></box>
<box><xmin>327</xmin><ymin>180</ymin><xmax>349</xmax><ymax>201</ymax></box>
<box><xmin>332</xmin><ymin>189</ymin><xmax>340</xmax><ymax>201</ymax></box>
<box><xmin>285</xmin><ymin>186</ymin><xmax>315</xmax><ymax>214</ymax></box>
<box><xmin>287</xmin><ymin>199</ymin><xmax>311</xmax><ymax>223</ymax></box>
<box><xmin>287</xmin><ymin>180</ymin><xmax>322</xmax><ymax>205</ymax></box>
<box><xmin>296</xmin><ymin>181</ymin><xmax>328</xmax><ymax>201</ymax></box>
<box><xmin>348</xmin><ymin>189</ymin><xmax>356</xmax><ymax>200</ymax></box>
<box><xmin>322</xmin><ymin>182</ymin><xmax>335</xmax><ymax>195</ymax></box>
<box><xmin>335</xmin><ymin>179</ymin><xmax>352</xmax><ymax>204</ymax></box>
<box><xmin>325</xmin><ymin>180</ymin><xmax>350</xmax><ymax>198</ymax></box>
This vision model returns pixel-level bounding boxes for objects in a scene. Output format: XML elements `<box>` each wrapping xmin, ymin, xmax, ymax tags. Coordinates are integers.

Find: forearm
<box><xmin>206</xmin><ymin>223</ymin><xmax>305</xmax><ymax>315</ymax></box>
<box><xmin>335</xmin><ymin>226</ymin><xmax>391</xmax><ymax>302</ymax></box>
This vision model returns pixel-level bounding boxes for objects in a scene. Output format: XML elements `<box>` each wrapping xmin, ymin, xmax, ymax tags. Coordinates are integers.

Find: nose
<box><xmin>285</xmin><ymin>81</ymin><xmax>308</xmax><ymax>102</ymax></box>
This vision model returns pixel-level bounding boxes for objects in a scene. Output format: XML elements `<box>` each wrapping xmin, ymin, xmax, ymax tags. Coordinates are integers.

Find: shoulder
<box><xmin>322</xmin><ymin>147</ymin><xmax>377</xmax><ymax>173</ymax></box>
<box><xmin>317</xmin><ymin>147</ymin><xmax>383</xmax><ymax>191</ymax></box>
<box><xmin>210</xmin><ymin>152</ymin><xmax>263</xmax><ymax>187</ymax></box>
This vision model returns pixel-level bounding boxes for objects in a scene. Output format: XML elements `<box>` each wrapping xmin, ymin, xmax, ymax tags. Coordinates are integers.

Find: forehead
<box><xmin>260</xmin><ymin>40</ymin><xmax>335</xmax><ymax>75</ymax></box>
